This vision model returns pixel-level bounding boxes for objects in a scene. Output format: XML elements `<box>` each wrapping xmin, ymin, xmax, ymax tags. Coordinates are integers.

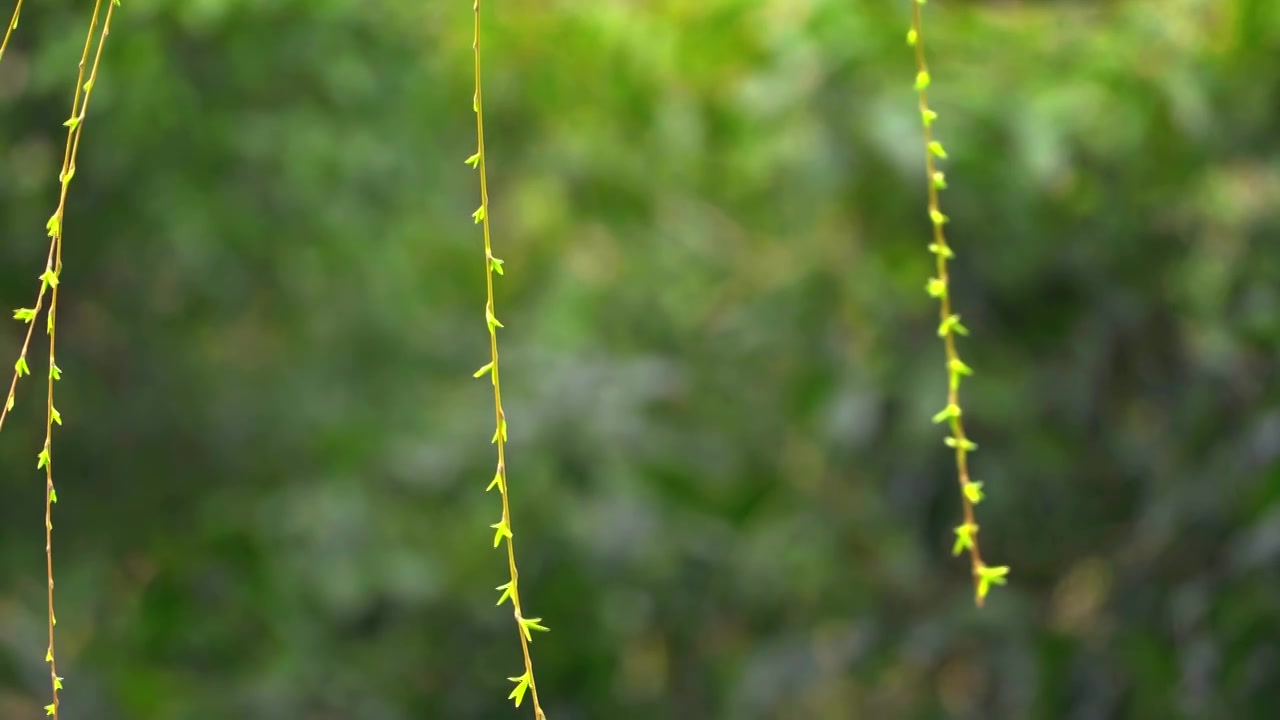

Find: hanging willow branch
<box><xmin>0</xmin><ymin>2</ymin><xmax>119</xmax><ymax>716</ymax></box>
<box><xmin>467</xmin><ymin>1</ymin><xmax>550</xmax><ymax>716</ymax></box>
<box><xmin>907</xmin><ymin>0</ymin><xmax>1009</xmax><ymax>607</ymax></box>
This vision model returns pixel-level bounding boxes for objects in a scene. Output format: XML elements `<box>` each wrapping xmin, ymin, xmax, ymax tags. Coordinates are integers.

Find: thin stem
<box><xmin>11</xmin><ymin>3</ymin><xmax>117</xmax><ymax>717</ymax></box>
<box><xmin>909</xmin><ymin>0</ymin><xmax>1006</xmax><ymax>607</ymax></box>
<box><xmin>472</xmin><ymin>2</ymin><xmax>547</xmax><ymax>717</ymax></box>
<box><xmin>0</xmin><ymin>0</ymin><xmax>23</xmax><ymax>63</ymax></box>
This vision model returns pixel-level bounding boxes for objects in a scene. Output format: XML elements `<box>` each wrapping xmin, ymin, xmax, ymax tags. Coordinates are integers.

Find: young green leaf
<box><xmin>963</xmin><ymin>481</ymin><xmax>984</xmax><ymax>504</ymax></box>
<box><xmin>927</xmin><ymin>242</ymin><xmax>953</xmax><ymax>259</ymax></box>
<box><xmin>931</xmin><ymin>404</ymin><xmax>960</xmax><ymax>424</ymax></box>
<box><xmin>507</xmin><ymin>672</ymin><xmax>531</xmax><ymax>707</ymax></box>
<box><xmin>495</xmin><ymin>581</ymin><xmax>514</xmax><ymax>606</ymax></box>
<box><xmin>952</xmin><ymin>523</ymin><xmax>977</xmax><ymax>556</ymax></box>
<box><xmin>976</xmin><ymin>565</ymin><xmax>1010</xmax><ymax>599</ymax></box>
<box><xmin>518</xmin><ymin>616</ymin><xmax>550</xmax><ymax>641</ymax></box>
<box><xmin>949</xmin><ymin>358</ymin><xmax>972</xmax><ymax>376</ymax></box>
<box><xmin>490</xmin><ymin>519</ymin><xmax>512</xmax><ymax>548</ymax></box>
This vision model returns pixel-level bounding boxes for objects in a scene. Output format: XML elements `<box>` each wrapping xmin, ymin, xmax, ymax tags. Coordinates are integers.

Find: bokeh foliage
<box><xmin>1</xmin><ymin>0</ymin><xmax>1278</xmax><ymax>718</ymax></box>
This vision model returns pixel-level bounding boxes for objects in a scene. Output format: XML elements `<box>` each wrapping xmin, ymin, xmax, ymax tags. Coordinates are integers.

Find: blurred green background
<box><xmin>2</xmin><ymin>0</ymin><xmax>1279</xmax><ymax>718</ymax></box>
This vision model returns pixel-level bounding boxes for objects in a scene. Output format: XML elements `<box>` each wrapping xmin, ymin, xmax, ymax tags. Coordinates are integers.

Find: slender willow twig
<box><xmin>908</xmin><ymin>0</ymin><xmax>1008</xmax><ymax>606</ymax></box>
<box><xmin>469</xmin><ymin>1</ymin><xmax>549</xmax><ymax>715</ymax></box>
<box><xmin>0</xmin><ymin>2</ymin><xmax>118</xmax><ymax>716</ymax></box>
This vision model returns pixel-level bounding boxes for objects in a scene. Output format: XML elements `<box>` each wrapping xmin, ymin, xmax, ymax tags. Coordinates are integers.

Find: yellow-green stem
<box><xmin>13</xmin><ymin>3</ymin><xmax>117</xmax><ymax>717</ymax></box>
<box><xmin>471</xmin><ymin>2</ymin><xmax>547</xmax><ymax>716</ymax></box>
<box><xmin>0</xmin><ymin>1</ymin><xmax>23</xmax><ymax>63</ymax></box>
<box><xmin>909</xmin><ymin>0</ymin><xmax>1006</xmax><ymax>607</ymax></box>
